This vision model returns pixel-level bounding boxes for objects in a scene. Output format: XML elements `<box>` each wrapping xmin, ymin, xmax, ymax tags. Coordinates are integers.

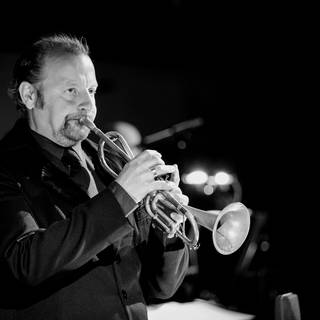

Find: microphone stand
<box><xmin>142</xmin><ymin>117</ymin><xmax>204</xmax><ymax>146</ymax></box>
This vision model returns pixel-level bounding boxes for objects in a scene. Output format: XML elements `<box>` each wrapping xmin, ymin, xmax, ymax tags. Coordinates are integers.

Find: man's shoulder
<box><xmin>0</xmin><ymin>118</ymin><xmax>38</xmax><ymax>175</ymax></box>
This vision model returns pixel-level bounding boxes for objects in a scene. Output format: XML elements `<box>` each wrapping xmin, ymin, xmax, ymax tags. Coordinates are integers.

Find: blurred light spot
<box><xmin>207</xmin><ymin>175</ymin><xmax>216</xmax><ymax>186</ymax></box>
<box><xmin>177</xmin><ymin>140</ymin><xmax>187</xmax><ymax>149</ymax></box>
<box><xmin>204</xmin><ymin>184</ymin><xmax>215</xmax><ymax>195</ymax></box>
<box><xmin>260</xmin><ymin>241</ymin><xmax>270</xmax><ymax>252</ymax></box>
<box><xmin>213</xmin><ymin>171</ymin><xmax>234</xmax><ymax>186</ymax></box>
<box><xmin>183</xmin><ymin>170</ymin><xmax>208</xmax><ymax>184</ymax></box>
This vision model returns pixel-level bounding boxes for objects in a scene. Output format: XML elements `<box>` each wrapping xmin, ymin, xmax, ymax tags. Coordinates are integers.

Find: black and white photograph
<box><xmin>0</xmin><ymin>2</ymin><xmax>308</xmax><ymax>320</ymax></box>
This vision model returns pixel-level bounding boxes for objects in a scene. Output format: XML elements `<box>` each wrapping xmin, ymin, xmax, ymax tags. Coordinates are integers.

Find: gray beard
<box><xmin>55</xmin><ymin>119</ymin><xmax>90</xmax><ymax>147</ymax></box>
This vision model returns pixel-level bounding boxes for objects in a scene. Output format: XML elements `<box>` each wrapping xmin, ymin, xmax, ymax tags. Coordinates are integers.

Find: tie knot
<box><xmin>62</xmin><ymin>148</ymin><xmax>86</xmax><ymax>175</ymax></box>
<box><xmin>63</xmin><ymin>148</ymin><xmax>81</xmax><ymax>165</ymax></box>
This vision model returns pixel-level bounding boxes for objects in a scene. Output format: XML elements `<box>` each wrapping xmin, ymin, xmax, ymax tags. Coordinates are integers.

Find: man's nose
<box><xmin>78</xmin><ymin>90</ymin><xmax>94</xmax><ymax>111</ymax></box>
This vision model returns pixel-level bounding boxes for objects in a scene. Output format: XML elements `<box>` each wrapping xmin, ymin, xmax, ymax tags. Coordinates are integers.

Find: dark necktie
<box><xmin>62</xmin><ymin>148</ymin><xmax>91</xmax><ymax>192</ymax></box>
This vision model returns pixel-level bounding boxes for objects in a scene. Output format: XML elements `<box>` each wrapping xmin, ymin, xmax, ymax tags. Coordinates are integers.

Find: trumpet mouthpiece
<box><xmin>79</xmin><ymin>117</ymin><xmax>96</xmax><ymax>131</ymax></box>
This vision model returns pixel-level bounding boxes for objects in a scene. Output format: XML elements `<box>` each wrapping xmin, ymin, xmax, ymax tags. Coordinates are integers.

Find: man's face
<box><xmin>30</xmin><ymin>54</ymin><xmax>98</xmax><ymax>146</ymax></box>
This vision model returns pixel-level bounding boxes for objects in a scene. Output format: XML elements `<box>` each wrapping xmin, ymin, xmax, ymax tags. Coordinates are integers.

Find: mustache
<box><xmin>65</xmin><ymin>111</ymin><xmax>95</xmax><ymax>122</ymax></box>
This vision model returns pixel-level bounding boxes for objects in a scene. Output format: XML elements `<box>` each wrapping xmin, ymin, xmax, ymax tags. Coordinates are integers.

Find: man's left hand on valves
<box><xmin>157</xmin><ymin>164</ymin><xmax>189</xmax><ymax>239</ymax></box>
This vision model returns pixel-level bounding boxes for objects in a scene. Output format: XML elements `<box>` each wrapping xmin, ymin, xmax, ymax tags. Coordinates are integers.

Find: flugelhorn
<box><xmin>80</xmin><ymin>117</ymin><xmax>250</xmax><ymax>254</ymax></box>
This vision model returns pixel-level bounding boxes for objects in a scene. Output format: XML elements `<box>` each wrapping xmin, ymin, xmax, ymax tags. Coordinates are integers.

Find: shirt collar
<box><xmin>30</xmin><ymin>130</ymin><xmax>66</xmax><ymax>161</ymax></box>
<box><xmin>30</xmin><ymin>129</ymin><xmax>87</xmax><ymax>163</ymax></box>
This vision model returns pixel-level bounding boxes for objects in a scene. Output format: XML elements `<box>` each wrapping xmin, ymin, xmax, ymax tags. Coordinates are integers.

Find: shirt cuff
<box><xmin>108</xmin><ymin>181</ymin><xmax>138</xmax><ymax>217</ymax></box>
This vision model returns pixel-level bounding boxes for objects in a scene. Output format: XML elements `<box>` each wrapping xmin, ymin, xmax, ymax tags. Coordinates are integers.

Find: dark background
<box><xmin>0</xmin><ymin>2</ymin><xmax>309</xmax><ymax>319</ymax></box>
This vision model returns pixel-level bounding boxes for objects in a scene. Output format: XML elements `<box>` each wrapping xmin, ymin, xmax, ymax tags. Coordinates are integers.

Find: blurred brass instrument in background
<box><xmin>80</xmin><ymin>117</ymin><xmax>250</xmax><ymax>254</ymax></box>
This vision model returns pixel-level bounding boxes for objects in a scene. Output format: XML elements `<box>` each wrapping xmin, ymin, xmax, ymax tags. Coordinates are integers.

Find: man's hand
<box><xmin>115</xmin><ymin>150</ymin><xmax>177</xmax><ymax>203</ymax></box>
<box><xmin>116</xmin><ymin>152</ymin><xmax>189</xmax><ymax>238</ymax></box>
<box><xmin>162</xmin><ymin>164</ymin><xmax>189</xmax><ymax>238</ymax></box>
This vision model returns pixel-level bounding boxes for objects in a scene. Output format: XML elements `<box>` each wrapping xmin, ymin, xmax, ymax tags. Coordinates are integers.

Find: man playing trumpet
<box><xmin>0</xmin><ymin>33</ymin><xmax>189</xmax><ymax>320</ymax></box>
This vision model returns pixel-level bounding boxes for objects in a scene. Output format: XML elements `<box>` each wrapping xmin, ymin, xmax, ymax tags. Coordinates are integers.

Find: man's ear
<box><xmin>18</xmin><ymin>81</ymin><xmax>38</xmax><ymax>110</ymax></box>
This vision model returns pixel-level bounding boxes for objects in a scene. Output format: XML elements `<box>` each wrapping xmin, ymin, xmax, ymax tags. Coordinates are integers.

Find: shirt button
<box><xmin>121</xmin><ymin>290</ymin><xmax>128</xmax><ymax>300</ymax></box>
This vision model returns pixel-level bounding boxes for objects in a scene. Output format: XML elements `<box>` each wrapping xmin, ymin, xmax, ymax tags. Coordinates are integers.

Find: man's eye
<box><xmin>66</xmin><ymin>88</ymin><xmax>77</xmax><ymax>95</ymax></box>
<box><xmin>88</xmin><ymin>88</ymin><xmax>97</xmax><ymax>95</ymax></box>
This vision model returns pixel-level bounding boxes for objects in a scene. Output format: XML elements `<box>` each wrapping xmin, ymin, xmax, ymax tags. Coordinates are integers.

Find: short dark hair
<box><xmin>7</xmin><ymin>33</ymin><xmax>90</xmax><ymax>113</ymax></box>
